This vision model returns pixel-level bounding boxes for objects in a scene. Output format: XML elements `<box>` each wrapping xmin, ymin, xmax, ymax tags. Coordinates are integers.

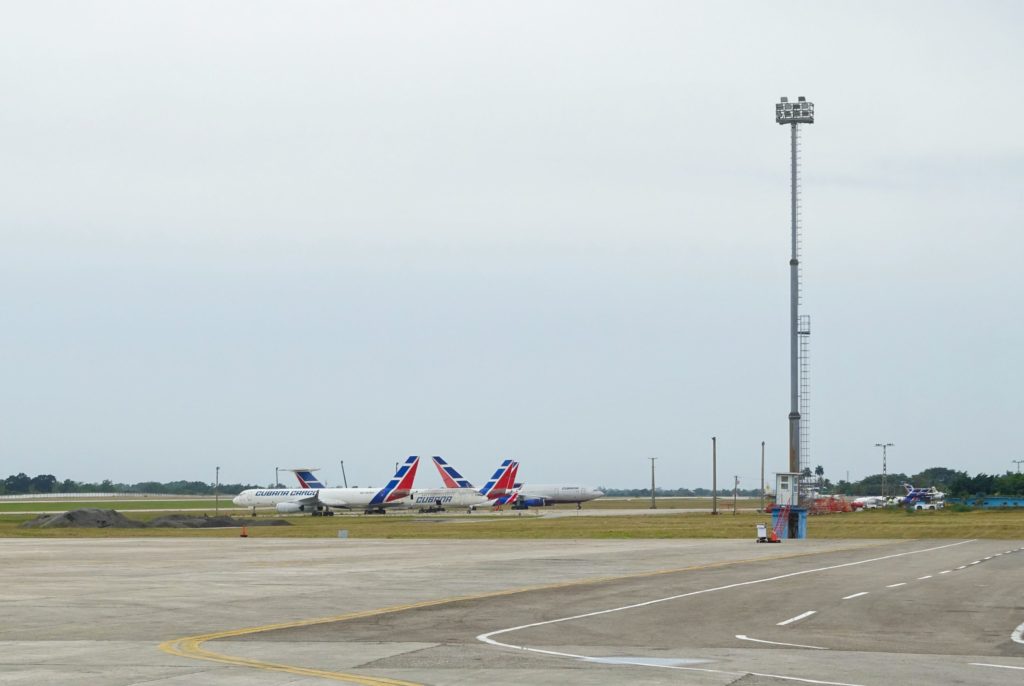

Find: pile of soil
<box><xmin>19</xmin><ymin>509</ymin><xmax>292</xmax><ymax>529</ymax></box>
<box><xmin>149</xmin><ymin>514</ymin><xmax>291</xmax><ymax>528</ymax></box>
<box><xmin>20</xmin><ymin>509</ymin><xmax>145</xmax><ymax>529</ymax></box>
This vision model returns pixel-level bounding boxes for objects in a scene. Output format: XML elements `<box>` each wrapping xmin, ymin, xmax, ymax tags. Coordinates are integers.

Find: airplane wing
<box><xmin>318</xmin><ymin>495</ymin><xmax>349</xmax><ymax>508</ymax></box>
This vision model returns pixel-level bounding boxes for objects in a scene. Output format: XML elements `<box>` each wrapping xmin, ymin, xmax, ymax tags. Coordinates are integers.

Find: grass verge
<box><xmin>1</xmin><ymin>507</ymin><xmax>1022</xmax><ymax>539</ymax></box>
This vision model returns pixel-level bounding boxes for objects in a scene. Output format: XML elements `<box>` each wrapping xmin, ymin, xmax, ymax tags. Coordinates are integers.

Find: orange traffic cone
<box><xmin>240</xmin><ymin>526</ymin><xmax>249</xmax><ymax>538</ymax></box>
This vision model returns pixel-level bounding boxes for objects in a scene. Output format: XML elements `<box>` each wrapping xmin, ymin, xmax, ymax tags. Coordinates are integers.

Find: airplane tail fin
<box><xmin>479</xmin><ymin>459</ymin><xmax>517</xmax><ymax>499</ymax></box>
<box><xmin>291</xmin><ymin>469</ymin><xmax>326</xmax><ymax>489</ymax></box>
<box><xmin>432</xmin><ymin>456</ymin><xmax>474</xmax><ymax>489</ymax></box>
<box><xmin>370</xmin><ymin>456</ymin><xmax>420</xmax><ymax>504</ymax></box>
<box><xmin>503</xmin><ymin>462</ymin><xmax>521</xmax><ymax>504</ymax></box>
<box><xmin>489</xmin><ymin>464</ymin><xmax>521</xmax><ymax>507</ymax></box>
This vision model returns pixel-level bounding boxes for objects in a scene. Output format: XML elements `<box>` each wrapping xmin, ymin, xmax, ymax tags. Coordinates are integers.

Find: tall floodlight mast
<box><xmin>776</xmin><ymin>96</ymin><xmax>814</xmax><ymax>477</ymax></box>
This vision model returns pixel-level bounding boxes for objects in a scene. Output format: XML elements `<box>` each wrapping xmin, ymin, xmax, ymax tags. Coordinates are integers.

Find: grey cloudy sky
<box><xmin>1</xmin><ymin>1</ymin><xmax>1021</xmax><ymax>489</ymax></box>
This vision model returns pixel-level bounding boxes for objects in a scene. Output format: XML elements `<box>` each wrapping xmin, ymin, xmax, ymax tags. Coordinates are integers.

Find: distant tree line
<box><xmin>599</xmin><ymin>465</ymin><xmax>1024</xmax><ymax>499</ymax></box>
<box><xmin>4</xmin><ymin>466</ymin><xmax>1023</xmax><ymax>498</ymax></box>
<box><xmin>598</xmin><ymin>487</ymin><xmax>762</xmax><ymax>498</ymax></box>
<box><xmin>0</xmin><ymin>473</ymin><xmax>262</xmax><ymax>496</ymax></box>
<box><xmin>831</xmin><ymin>466</ymin><xmax>1024</xmax><ymax>498</ymax></box>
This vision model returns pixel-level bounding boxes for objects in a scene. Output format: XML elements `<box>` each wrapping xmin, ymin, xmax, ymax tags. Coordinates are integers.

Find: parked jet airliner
<box><xmin>232</xmin><ymin>456</ymin><xmax>420</xmax><ymax>515</ymax></box>
<box><xmin>425</xmin><ymin>457</ymin><xmax>519</xmax><ymax>511</ymax></box>
<box><xmin>432</xmin><ymin>456</ymin><xmax>603</xmax><ymax>509</ymax></box>
<box><xmin>503</xmin><ymin>464</ymin><xmax>603</xmax><ymax>510</ymax></box>
<box><xmin>404</xmin><ymin>457</ymin><xmax>517</xmax><ymax>512</ymax></box>
<box><xmin>511</xmin><ymin>483</ymin><xmax>604</xmax><ymax>509</ymax></box>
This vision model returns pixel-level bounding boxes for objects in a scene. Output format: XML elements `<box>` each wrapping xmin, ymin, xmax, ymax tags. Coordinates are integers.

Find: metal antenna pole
<box><xmin>215</xmin><ymin>466</ymin><xmax>220</xmax><ymax>514</ymax></box>
<box><xmin>733</xmin><ymin>475</ymin><xmax>739</xmax><ymax>515</ymax></box>
<box><xmin>712</xmin><ymin>437</ymin><xmax>718</xmax><ymax>515</ymax></box>
<box><xmin>1013</xmin><ymin>459</ymin><xmax>1023</xmax><ymax>474</ymax></box>
<box><xmin>340</xmin><ymin>460</ymin><xmax>348</xmax><ymax>487</ymax></box>
<box><xmin>875</xmin><ymin>443</ymin><xmax>894</xmax><ymax>498</ymax></box>
<box><xmin>649</xmin><ymin>458</ymin><xmax>657</xmax><ymax>509</ymax></box>
<box><xmin>789</xmin><ymin>120</ymin><xmax>801</xmax><ymax>476</ymax></box>
<box><xmin>760</xmin><ymin>441</ymin><xmax>766</xmax><ymax>512</ymax></box>
<box><xmin>275</xmin><ymin>467</ymin><xmax>279</xmax><ymax>489</ymax></box>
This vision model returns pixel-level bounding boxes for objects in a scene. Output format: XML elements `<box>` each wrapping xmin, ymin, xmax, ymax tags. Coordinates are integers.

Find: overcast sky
<box><xmin>1</xmin><ymin>1</ymin><xmax>1021</xmax><ymax>490</ymax></box>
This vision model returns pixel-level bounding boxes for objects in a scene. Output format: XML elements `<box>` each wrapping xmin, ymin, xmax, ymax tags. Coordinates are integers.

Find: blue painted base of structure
<box><xmin>946</xmin><ymin>497</ymin><xmax>1024</xmax><ymax>509</ymax></box>
<box><xmin>770</xmin><ymin>506</ymin><xmax>808</xmax><ymax>539</ymax></box>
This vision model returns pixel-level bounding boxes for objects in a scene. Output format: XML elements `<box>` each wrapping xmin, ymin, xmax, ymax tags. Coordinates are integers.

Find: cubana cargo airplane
<box><xmin>232</xmin><ymin>455</ymin><xmax>420</xmax><ymax>515</ymax></box>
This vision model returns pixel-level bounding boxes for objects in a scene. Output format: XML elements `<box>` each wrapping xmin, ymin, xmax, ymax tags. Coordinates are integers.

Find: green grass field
<box><xmin>2</xmin><ymin>506</ymin><xmax>1022</xmax><ymax>540</ymax></box>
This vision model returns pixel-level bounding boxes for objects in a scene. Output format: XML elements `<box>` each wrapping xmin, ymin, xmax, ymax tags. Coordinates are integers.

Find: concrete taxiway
<box><xmin>1</xmin><ymin>537</ymin><xmax>1022</xmax><ymax>685</ymax></box>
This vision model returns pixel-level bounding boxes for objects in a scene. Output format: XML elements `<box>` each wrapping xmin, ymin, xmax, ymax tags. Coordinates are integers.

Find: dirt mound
<box><xmin>20</xmin><ymin>509</ymin><xmax>145</xmax><ymax>529</ymax></box>
<box><xmin>149</xmin><ymin>514</ymin><xmax>291</xmax><ymax>528</ymax></box>
<box><xmin>19</xmin><ymin>509</ymin><xmax>294</xmax><ymax>529</ymax></box>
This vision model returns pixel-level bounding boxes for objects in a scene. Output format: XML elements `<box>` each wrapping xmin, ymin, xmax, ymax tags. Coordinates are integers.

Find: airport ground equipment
<box><xmin>756</xmin><ymin>522</ymin><xmax>781</xmax><ymax>543</ymax></box>
<box><xmin>770</xmin><ymin>504</ymin><xmax>807</xmax><ymax>540</ymax></box>
<box><xmin>809</xmin><ymin>495</ymin><xmax>853</xmax><ymax>514</ymax></box>
<box><xmin>901</xmin><ymin>483</ymin><xmax>944</xmax><ymax>507</ymax></box>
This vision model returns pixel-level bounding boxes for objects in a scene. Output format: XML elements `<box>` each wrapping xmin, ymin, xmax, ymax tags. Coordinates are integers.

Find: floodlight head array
<box><xmin>776</xmin><ymin>96</ymin><xmax>814</xmax><ymax>124</ymax></box>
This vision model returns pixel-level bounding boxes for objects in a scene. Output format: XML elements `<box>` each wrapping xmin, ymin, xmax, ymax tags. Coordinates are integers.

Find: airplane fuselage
<box><xmin>232</xmin><ymin>487</ymin><xmax>409</xmax><ymax>511</ymax></box>
<box><xmin>406</xmin><ymin>488</ymin><xmax>491</xmax><ymax>510</ymax></box>
<box><xmin>514</xmin><ymin>484</ymin><xmax>603</xmax><ymax>507</ymax></box>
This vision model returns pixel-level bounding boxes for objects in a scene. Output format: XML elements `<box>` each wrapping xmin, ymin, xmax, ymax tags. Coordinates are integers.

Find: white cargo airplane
<box><xmin>232</xmin><ymin>456</ymin><xmax>420</xmax><ymax>515</ymax></box>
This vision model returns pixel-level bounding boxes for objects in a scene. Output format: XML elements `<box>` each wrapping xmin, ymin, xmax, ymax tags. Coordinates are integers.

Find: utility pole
<box><xmin>340</xmin><ymin>460</ymin><xmax>348</xmax><ymax>487</ymax></box>
<box><xmin>874</xmin><ymin>443</ymin><xmax>894</xmax><ymax>498</ymax></box>
<box><xmin>275</xmin><ymin>467</ymin><xmax>279</xmax><ymax>489</ymax></box>
<box><xmin>760</xmin><ymin>441</ymin><xmax>766</xmax><ymax>512</ymax></box>
<box><xmin>712</xmin><ymin>437</ymin><xmax>719</xmax><ymax>515</ymax></box>
<box><xmin>649</xmin><ymin>457</ymin><xmax>657</xmax><ymax>509</ymax></box>
<box><xmin>733</xmin><ymin>475</ymin><xmax>739</xmax><ymax>515</ymax></box>
<box><xmin>1013</xmin><ymin>459</ymin><xmax>1023</xmax><ymax>474</ymax></box>
<box><xmin>215</xmin><ymin>466</ymin><xmax>220</xmax><ymax>515</ymax></box>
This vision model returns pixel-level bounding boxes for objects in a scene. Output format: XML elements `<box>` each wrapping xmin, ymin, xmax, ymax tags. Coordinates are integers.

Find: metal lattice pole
<box><xmin>776</xmin><ymin>97</ymin><xmax>814</xmax><ymax>488</ymax></box>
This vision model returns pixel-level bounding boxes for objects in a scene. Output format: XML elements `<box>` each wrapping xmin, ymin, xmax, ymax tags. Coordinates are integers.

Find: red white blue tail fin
<box><xmin>291</xmin><ymin>469</ymin><xmax>326</xmax><ymax>489</ymax></box>
<box><xmin>431</xmin><ymin>456</ymin><xmax>474</xmax><ymax>489</ymax></box>
<box><xmin>495</xmin><ymin>462</ymin><xmax>520</xmax><ymax>505</ymax></box>
<box><xmin>479</xmin><ymin>459</ymin><xmax>517</xmax><ymax>499</ymax></box>
<box><xmin>370</xmin><ymin>456</ymin><xmax>420</xmax><ymax>504</ymax></box>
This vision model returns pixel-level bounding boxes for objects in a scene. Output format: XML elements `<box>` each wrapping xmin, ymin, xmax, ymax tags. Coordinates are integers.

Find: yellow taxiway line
<box><xmin>159</xmin><ymin>542</ymin><xmax>889</xmax><ymax>685</ymax></box>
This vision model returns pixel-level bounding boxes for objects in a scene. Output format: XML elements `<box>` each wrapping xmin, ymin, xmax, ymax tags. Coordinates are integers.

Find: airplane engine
<box><xmin>276</xmin><ymin>502</ymin><xmax>308</xmax><ymax>514</ymax></box>
<box><xmin>276</xmin><ymin>502</ymin><xmax>333</xmax><ymax>515</ymax></box>
<box><xmin>513</xmin><ymin>497</ymin><xmax>546</xmax><ymax>509</ymax></box>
